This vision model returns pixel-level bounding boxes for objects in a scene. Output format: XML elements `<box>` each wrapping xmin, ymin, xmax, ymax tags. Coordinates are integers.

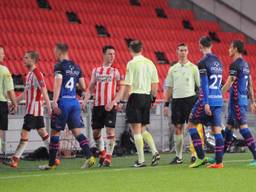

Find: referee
<box><xmin>0</xmin><ymin>45</ymin><xmax>17</xmax><ymax>155</ymax></box>
<box><xmin>123</xmin><ymin>40</ymin><xmax>160</xmax><ymax>167</ymax></box>
<box><xmin>163</xmin><ymin>43</ymin><xmax>200</xmax><ymax>164</ymax></box>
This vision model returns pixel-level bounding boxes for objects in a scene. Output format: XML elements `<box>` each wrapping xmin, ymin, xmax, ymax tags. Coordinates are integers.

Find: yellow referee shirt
<box><xmin>0</xmin><ymin>65</ymin><xmax>14</xmax><ymax>102</ymax></box>
<box><xmin>125</xmin><ymin>55</ymin><xmax>159</xmax><ymax>95</ymax></box>
<box><xmin>165</xmin><ymin>61</ymin><xmax>199</xmax><ymax>99</ymax></box>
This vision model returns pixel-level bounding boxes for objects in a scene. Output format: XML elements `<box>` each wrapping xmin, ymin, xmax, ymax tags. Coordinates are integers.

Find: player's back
<box><xmin>229</xmin><ymin>57</ymin><xmax>250</xmax><ymax>106</ymax></box>
<box><xmin>54</xmin><ymin>59</ymin><xmax>83</xmax><ymax>100</ymax></box>
<box><xmin>199</xmin><ymin>53</ymin><xmax>223</xmax><ymax>106</ymax></box>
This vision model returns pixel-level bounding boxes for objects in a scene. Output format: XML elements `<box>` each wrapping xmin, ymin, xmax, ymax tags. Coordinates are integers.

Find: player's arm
<box><xmin>120</xmin><ymin>63</ymin><xmax>132</xmax><ymax>101</ymax></box>
<box><xmin>53</xmin><ymin>64</ymin><xmax>63</xmax><ymax>110</ymax></box>
<box><xmin>163</xmin><ymin>68</ymin><xmax>173</xmax><ymax>116</ymax></box>
<box><xmin>222</xmin><ymin>62</ymin><xmax>237</xmax><ymax>94</ymax></box>
<box><xmin>150</xmin><ymin>63</ymin><xmax>159</xmax><ymax>104</ymax></box>
<box><xmin>16</xmin><ymin>91</ymin><xmax>24</xmax><ymax>104</ymax></box>
<box><xmin>193</xmin><ymin>65</ymin><xmax>200</xmax><ymax>89</ymax></box>
<box><xmin>4</xmin><ymin>71</ymin><xmax>18</xmax><ymax>113</ymax></box>
<box><xmin>248</xmin><ymin>75</ymin><xmax>256</xmax><ymax>113</ymax></box>
<box><xmin>84</xmin><ymin>69</ymin><xmax>96</xmax><ymax>103</ymax></box>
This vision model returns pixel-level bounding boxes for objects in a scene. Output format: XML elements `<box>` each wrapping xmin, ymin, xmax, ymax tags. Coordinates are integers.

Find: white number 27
<box><xmin>209</xmin><ymin>74</ymin><xmax>222</xmax><ymax>89</ymax></box>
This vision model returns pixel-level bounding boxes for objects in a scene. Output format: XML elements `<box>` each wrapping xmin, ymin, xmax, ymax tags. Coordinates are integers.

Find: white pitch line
<box><xmin>0</xmin><ymin>159</ymin><xmax>252</xmax><ymax>181</ymax></box>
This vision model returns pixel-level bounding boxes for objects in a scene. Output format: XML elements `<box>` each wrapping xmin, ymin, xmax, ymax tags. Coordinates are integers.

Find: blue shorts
<box><xmin>189</xmin><ymin>100</ymin><xmax>222</xmax><ymax>127</ymax></box>
<box><xmin>51</xmin><ymin>99</ymin><xmax>84</xmax><ymax>131</ymax></box>
<box><xmin>227</xmin><ymin>102</ymin><xmax>247</xmax><ymax>127</ymax></box>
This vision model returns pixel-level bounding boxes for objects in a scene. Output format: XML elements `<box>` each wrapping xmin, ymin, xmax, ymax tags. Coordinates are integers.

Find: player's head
<box><xmin>24</xmin><ymin>51</ymin><xmax>39</xmax><ymax>70</ymax></box>
<box><xmin>0</xmin><ymin>45</ymin><xmax>5</xmax><ymax>63</ymax></box>
<box><xmin>129</xmin><ymin>40</ymin><xmax>143</xmax><ymax>56</ymax></box>
<box><xmin>177</xmin><ymin>43</ymin><xmax>188</xmax><ymax>60</ymax></box>
<box><xmin>229</xmin><ymin>40</ymin><xmax>245</xmax><ymax>57</ymax></box>
<box><xmin>102</xmin><ymin>45</ymin><xmax>116</xmax><ymax>65</ymax></box>
<box><xmin>54</xmin><ymin>43</ymin><xmax>69</xmax><ymax>61</ymax></box>
<box><xmin>199</xmin><ymin>36</ymin><xmax>212</xmax><ymax>53</ymax></box>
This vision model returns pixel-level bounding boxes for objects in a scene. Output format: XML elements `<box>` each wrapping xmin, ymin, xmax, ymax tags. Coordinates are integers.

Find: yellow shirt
<box><xmin>125</xmin><ymin>55</ymin><xmax>159</xmax><ymax>95</ymax></box>
<box><xmin>0</xmin><ymin>65</ymin><xmax>14</xmax><ymax>102</ymax></box>
<box><xmin>165</xmin><ymin>61</ymin><xmax>200</xmax><ymax>99</ymax></box>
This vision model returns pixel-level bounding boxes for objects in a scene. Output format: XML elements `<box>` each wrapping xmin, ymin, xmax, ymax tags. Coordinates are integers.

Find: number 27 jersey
<box><xmin>54</xmin><ymin>60</ymin><xmax>84</xmax><ymax>99</ymax></box>
<box><xmin>198</xmin><ymin>53</ymin><xmax>223</xmax><ymax>106</ymax></box>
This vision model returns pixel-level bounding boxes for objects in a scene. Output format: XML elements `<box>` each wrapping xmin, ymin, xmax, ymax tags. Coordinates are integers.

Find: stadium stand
<box><xmin>0</xmin><ymin>0</ymin><xmax>255</xmax><ymax>98</ymax></box>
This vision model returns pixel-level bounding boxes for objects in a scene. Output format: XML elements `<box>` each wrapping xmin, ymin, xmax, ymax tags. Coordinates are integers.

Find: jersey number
<box><xmin>209</xmin><ymin>74</ymin><xmax>222</xmax><ymax>89</ymax></box>
<box><xmin>245</xmin><ymin>75</ymin><xmax>249</xmax><ymax>88</ymax></box>
<box><xmin>65</xmin><ymin>77</ymin><xmax>74</xmax><ymax>91</ymax></box>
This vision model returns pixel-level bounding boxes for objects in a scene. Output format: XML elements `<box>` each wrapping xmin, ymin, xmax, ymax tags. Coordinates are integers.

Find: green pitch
<box><xmin>1</xmin><ymin>153</ymin><xmax>256</xmax><ymax>192</ymax></box>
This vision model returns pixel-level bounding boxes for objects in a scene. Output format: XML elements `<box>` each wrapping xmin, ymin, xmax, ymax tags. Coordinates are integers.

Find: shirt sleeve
<box><xmin>229</xmin><ymin>61</ymin><xmax>239</xmax><ymax>77</ymax></box>
<box><xmin>193</xmin><ymin>65</ymin><xmax>200</xmax><ymax>87</ymax></box>
<box><xmin>165</xmin><ymin>67</ymin><xmax>173</xmax><ymax>88</ymax></box>
<box><xmin>54</xmin><ymin>63</ymin><xmax>63</xmax><ymax>78</ymax></box>
<box><xmin>3</xmin><ymin>68</ymin><xmax>14</xmax><ymax>92</ymax></box>
<box><xmin>198</xmin><ymin>60</ymin><xmax>207</xmax><ymax>76</ymax></box>
<box><xmin>33</xmin><ymin>68</ymin><xmax>46</xmax><ymax>89</ymax></box>
<box><xmin>151</xmin><ymin>63</ymin><xmax>159</xmax><ymax>83</ymax></box>
<box><xmin>124</xmin><ymin>62</ymin><xmax>132</xmax><ymax>85</ymax></box>
<box><xmin>198</xmin><ymin>60</ymin><xmax>209</xmax><ymax>104</ymax></box>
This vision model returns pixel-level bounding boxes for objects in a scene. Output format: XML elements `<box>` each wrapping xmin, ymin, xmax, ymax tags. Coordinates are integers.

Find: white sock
<box><xmin>95</xmin><ymin>136</ymin><xmax>105</xmax><ymax>152</ymax></box>
<box><xmin>14</xmin><ymin>139</ymin><xmax>29</xmax><ymax>159</ymax></box>
<box><xmin>174</xmin><ymin>134</ymin><xmax>184</xmax><ymax>159</ymax></box>
<box><xmin>134</xmin><ymin>134</ymin><xmax>145</xmax><ymax>163</ymax></box>
<box><xmin>42</xmin><ymin>135</ymin><xmax>50</xmax><ymax>151</ymax></box>
<box><xmin>106</xmin><ymin>135</ymin><xmax>115</xmax><ymax>156</ymax></box>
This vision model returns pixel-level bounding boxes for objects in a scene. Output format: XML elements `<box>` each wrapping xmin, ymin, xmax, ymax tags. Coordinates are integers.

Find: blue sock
<box><xmin>224</xmin><ymin>128</ymin><xmax>233</xmax><ymax>152</ymax></box>
<box><xmin>189</xmin><ymin>128</ymin><xmax>205</xmax><ymax>159</ymax></box>
<box><xmin>76</xmin><ymin>134</ymin><xmax>92</xmax><ymax>159</ymax></box>
<box><xmin>240</xmin><ymin>128</ymin><xmax>256</xmax><ymax>160</ymax></box>
<box><xmin>49</xmin><ymin>136</ymin><xmax>59</xmax><ymax>166</ymax></box>
<box><xmin>214</xmin><ymin>133</ymin><xmax>224</xmax><ymax>164</ymax></box>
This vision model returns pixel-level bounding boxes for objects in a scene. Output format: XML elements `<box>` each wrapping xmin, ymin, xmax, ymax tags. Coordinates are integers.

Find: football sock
<box><xmin>76</xmin><ymin>134</ymin><xmax>92</xmax><ymax>159</ymax></box>
<box><xmin>42</xmin><ymin>134</ymin><xmax>50</xmax><ymax>151</ymax></box>
<box><xmin>49</xmin><ymin>136</ymin><xmax>60</xmax><ymax>166</ymax></box>
<box><xmin>14</xmin><ymin>138</ymin><xmax>29</xmax><ymax>159</ymax></box>
<box><xmin>174</xmin><ymin>134</ymin><xmax>184</xmax><ymax>159</ymax></box>
<box><xmin>134</xmin><ymin>134</ymin><xmax>145</xmax><ymax>163</ymax></box>
<box><xmin>142</xmin><ymin>130</ymin><xmax>158</xmax><ymax>155</ymax></box>
<box><xmin>240</xmin><ymin>128</ymin><xmax>256</xmax><ymax>160</ymax></box>
<box><xmin>106</xmin><ymin>135</ymin><xmax>115</xmax><ymax>156</ymax></box>
<box><xmin>94</xmin><ymin>135</ymin><xmax>105</xmax><ymax>152</ymax></box>
<box><xmin>214</xmin><ymin>133</ymin><xmax>224</xmax><ymax>164</ymax></box>
<box><xmin>0</xmin><ymin>138</ymin><xmax>2</xmax><ymax>154</ymax></box>
<box><xmin>189</xmin><ymin>128</ymin><xmax>205</xmax><ymax>159</ymax></box>
<box><xmin>224</xmin><ymin>128</ymin><xmax>233</xmax><ymax>152</ymax></box>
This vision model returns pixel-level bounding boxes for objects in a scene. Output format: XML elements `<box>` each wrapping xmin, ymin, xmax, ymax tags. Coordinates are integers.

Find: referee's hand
<box><xmin>163</xmin><ymin>106</ymin><xmax>170</xmax><ymax>117</ymax></box>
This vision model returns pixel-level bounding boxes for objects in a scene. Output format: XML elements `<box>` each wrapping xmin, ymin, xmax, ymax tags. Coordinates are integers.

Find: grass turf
<box><xmin>1</xmin><ymin>153</ymin><xmax>256</xmax><ymax>192</ymax></box>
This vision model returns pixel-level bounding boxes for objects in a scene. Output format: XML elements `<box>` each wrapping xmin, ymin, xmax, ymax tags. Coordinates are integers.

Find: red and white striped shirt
<box><xmin>24</xmin><ymin>67</ymin><xmax>46</xmax><ymax>116</ymax></box>
<box><xmin>92</xmin><ymin>66</ymin><xmax>123</xmax><ymax>106</ymax></box>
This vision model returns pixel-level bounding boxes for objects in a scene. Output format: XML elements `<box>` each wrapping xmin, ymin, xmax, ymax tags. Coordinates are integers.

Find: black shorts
<box><xmin>126</xmin><ymin>93</ymin><xmax>151</xmax><ymax>125</ymax></box>
<box><xmin>171</xmin><ymin>96</ymin><xmax>196</xmax><ymax>125</ymax></box>
<box><xmin>22</xmin><ymin>114</ymin><xmax>45</xmax><ymax>131</ymax></box>
<box><xmin>91</xmin><ymin>106</ymin><xmax>117</xmax><ymax>129</ymax></box>
<box><xmin>0</xmin><ymin>101</ymin><xmax>8</xmax><ymax>131</ymax></box>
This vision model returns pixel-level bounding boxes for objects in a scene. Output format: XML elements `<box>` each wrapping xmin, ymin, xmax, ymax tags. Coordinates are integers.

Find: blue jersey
<box><xmin>54</xmin><ymin>60</ymin><xmax>84</xmax><ymax>99</ymax></box>
<box><xmin>229</xmin><ymin>57</ymin><xmax>250</xmax><ymax>106</ymax></box>
<box><xmin>198</xmin><ymin>53</ymin><xmax>223</xmax><ymax>106</ymax></box>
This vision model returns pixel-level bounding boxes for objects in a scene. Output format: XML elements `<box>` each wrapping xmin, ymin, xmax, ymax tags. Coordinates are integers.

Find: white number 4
<box><xmin>65</xmin><ymin>77</ymin><xmax>74</xmax><ymax>91</ymax></box>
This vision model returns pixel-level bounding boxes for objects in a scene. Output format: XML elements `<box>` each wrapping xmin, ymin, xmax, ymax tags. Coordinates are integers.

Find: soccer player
<box><xmin>222</xmin><ymin>40</ymin><xmax>256</xmax><ymax>166</ymax></box>
<box><xmin>163</xmin><ymin>43</ymin><xmax>202</xmax><ymax>164</ymax></box>
<box><xmin>4</xmin><ymin>51</ymin><xmax>52</xmax><ymax>168</ymax></box>
<box><xmin>188</xmin><ymin>36</ymin><xmax>224</xmax><ymax>168</ymax></box>
<box><xmin>83</xmin><ymin>45</ymin><xmax>124</xmax><ymax>167</ymax></box>
<box><xmin>0</xmin><ymin>45</ymin><xmax>17</xmax><ymax>156</ymax></box>
<box><xmin>39</xmin><ymin>43</ymin><xmax>95</xmax><ymax>170</ymax></box>
<box><xmin>122</xmin><ymin>40</ymin><xmax>160</xmax><ymax>167</ymax></box>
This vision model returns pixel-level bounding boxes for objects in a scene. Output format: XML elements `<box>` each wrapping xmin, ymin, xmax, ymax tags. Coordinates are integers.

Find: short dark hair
<box><xmin>199</xmin><ymin>36</ymin><xmax>212</xmax><ymax>48</ymax></box>
<box><xmin>26</xmin><ymin>51</ymin><xmax>39</xmax><ymax>63</ymax></box>
<box><xmin>55</xmin><ymin>42</ymin><xmax>69</xmax><ymax>53</ymax></box>
<box><xmin>0</xmin><ymin>45</ymin><xmax>4</xmax><ymax>49</ymax></box>
<box><xmin>232</xmin><ymin>40</ymin><xmax>245</xmax><ymax>54</ymax></box>
<box><xmin>102</xmin><ymin>45</ymin><xmax>115</xmax><ymax>54</ymax></box>
<box><xmin>129</xmin><ymin>40</ymin><xmax>143</xmax><ymax>53</ymax></box>
<box><xmin>177</xmin><ymin>43</ymin><xmax>187</xmax><ymax>48</ymax></box>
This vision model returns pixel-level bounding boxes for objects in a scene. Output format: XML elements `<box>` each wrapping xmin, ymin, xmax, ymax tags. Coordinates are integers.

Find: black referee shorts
<box><xmin>0</xmin><ymin>101</ymin><xmax>8</xmax><ymax>131</ymax></box>
<box><xmin>126</xmin><ymin>93</ymin><xmax>151</xmax><ymax>125</ymax></box>
<box><xmin>171</xmin><ymin>95</ymin><xmax>196</xmax><ymax>125</ymax></box>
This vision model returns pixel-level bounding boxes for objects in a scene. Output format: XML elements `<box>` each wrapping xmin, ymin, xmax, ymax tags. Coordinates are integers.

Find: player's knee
<box><xmin>20</xmin><ymin>131</ymin><xmax>29</xmax><ymax>140</ymax></box>
<box><xmin>93</xmin><ymin>129</ymin><xmax>101</xmax><ymax>139</ymax></box>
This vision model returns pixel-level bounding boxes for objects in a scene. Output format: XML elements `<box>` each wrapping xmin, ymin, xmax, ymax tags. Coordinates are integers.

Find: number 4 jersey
<box><xmin>198</xmin><ymin>53</ymin><xmax>223</xmax><ymax>106</ymax></box>
<box><xmin>54</xmin><ymin>59</ymin><xmax>83</xmax><ymax>99</ymax></box>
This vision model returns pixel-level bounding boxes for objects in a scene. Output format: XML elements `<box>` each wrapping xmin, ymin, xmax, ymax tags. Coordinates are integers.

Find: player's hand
<box><xmin>204</xmin><ymin>104</ymin><xmax>212</xmax><ymax>116</ymax></box>
<box><xmin>81</xmin><ymin>101</ymin><xmax>87</xmax><ymax>113</ymax></box>
<box><xmin>47</xmin><ymin>105</ymin><xmax>52</xmax><ymax>117</ymax></box>
<box><xmin>163</xmin><ymin>106</ymin><xmax>170</xmax><ymax>117</ymax></box>
<box><xmin>105</xmin><ymin>102</ymin><xmax>115</xmax><ymax>112</ymax></box>
<box><xmin>250</xmin><ymin>102</ymin><xmax>256</xmax><ymax>113</ymax></box>
<box><xmin>52</xmin><ymin>102</ymin><xmax>61</xmax><ymax>115</ymax></box>
<box><xmin>9</xmin><ymin>103</ymin><xmax>18</xmax><ymax>114</ymax></box>
<box><xmin>116</xmin><ymin>103</ymin><xmax>124</xmax><ymax>112</ymax></box>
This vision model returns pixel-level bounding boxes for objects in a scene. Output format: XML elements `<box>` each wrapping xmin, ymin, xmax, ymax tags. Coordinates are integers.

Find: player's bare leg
<box><xmin>131</xmin><ymin>123</ymin><xmax>146</xmax><ymax>168</ymax></box>
<box><xmin>103</xmin><ymin>127</ymin><xmax>115</xmax><ymax>167</ymax></box>
<box><xmin>141</xmin><ymin>125</ymin><xmax>160</xmax><ymax>166</ymax></box>
<box><xmin>72</xmin><ymin>128</ymin><xmax>96</xmax><ymax>169</ymax></box>
<box><xmin>93</xmin><ymin>129</ymin><xmax>106</xmax><ymax>167</ymax></box>
<box><xmin>0</xmin><ymin>130</ymin><xmax>3</xmax><ymax>155</ymax></box>
<box><xmin>170</xmin><ymin>124</ymin><xmax>184</xmax><ymax>164</ymax></box>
